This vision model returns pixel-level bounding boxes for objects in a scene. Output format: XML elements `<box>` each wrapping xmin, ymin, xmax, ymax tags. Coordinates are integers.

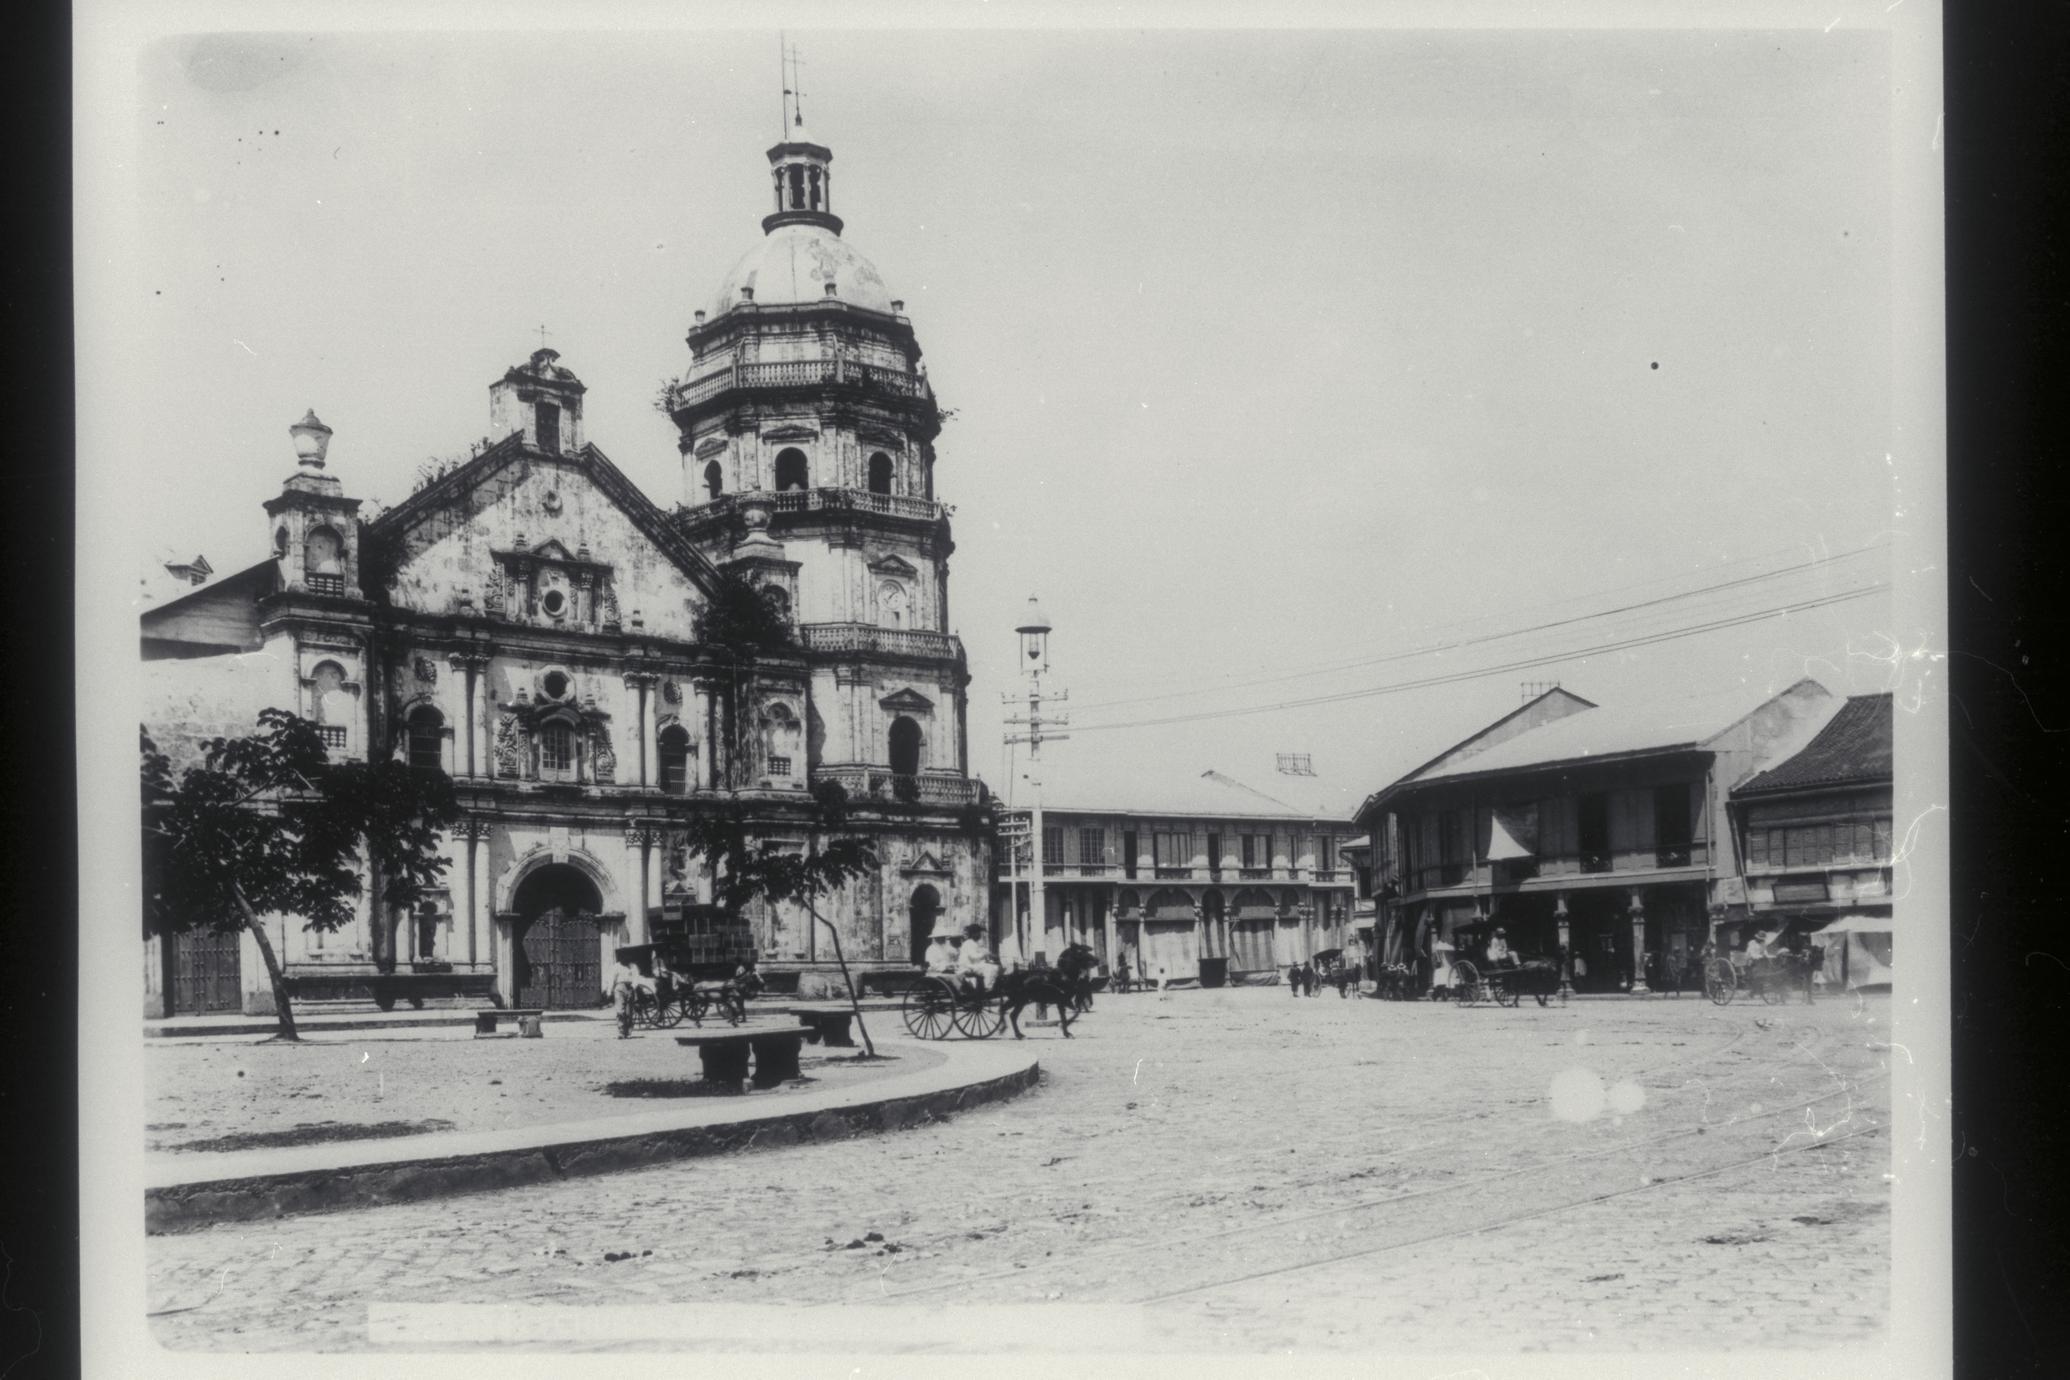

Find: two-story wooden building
<box><xmin>1355</xmin><ymin>681</ymin><xmax>1844</xmax><ymax>993</ymax></box>
<box><xmin>1727</xmin><ymin>692</ymin><xmax>1895</xmax><ymax>972</ymax></box>
<box><xmin>990</xmin><ymin>766</ymin><xmax>1364</xmax><ymax>986</ymax></box>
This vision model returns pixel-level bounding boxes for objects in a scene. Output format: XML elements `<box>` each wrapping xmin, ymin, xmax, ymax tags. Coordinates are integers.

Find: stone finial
<box><xmin>290</xmin><ymin>410</ymin><xmax>333</xmax><ymax>470</ymax></box>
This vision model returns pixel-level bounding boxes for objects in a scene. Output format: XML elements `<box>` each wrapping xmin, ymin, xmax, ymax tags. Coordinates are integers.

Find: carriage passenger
<box><xmin>957</xmin><ymin>923</ymin><xmax>1000</xmax><ymax>995</ymax></box>
<box><xmin>1486</xmin><ymin>927</ymin><xmax>1516</xmax><ymax>967</ymax></box>
<box><xmin>925</xmin><ymin>932</ymin><xmax>958</xmax><ymax>977</ymax></box>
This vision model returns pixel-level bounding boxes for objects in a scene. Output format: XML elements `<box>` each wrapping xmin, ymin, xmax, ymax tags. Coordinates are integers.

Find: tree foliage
<box><xmin>697</xmin><ymin>568</ymin><xmax>794</xmax><ymax>661</ymax></box>
<box><xmin>141</xmin><ymin>709</ymin><xmax>460</xmax><ymax>1039</ymax></box>
<box><xmin>675</xmin><ymin>783</ymin><xmax>876</xmax><ymax>917</ymax></box>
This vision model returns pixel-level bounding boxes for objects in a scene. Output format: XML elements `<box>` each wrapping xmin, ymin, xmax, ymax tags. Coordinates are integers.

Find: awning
<box><xmin>1813</xmin><ymin>913</ymin><xmax>1892</xmax><ymax>935</ymax></box>
<box><xmin>1485</xmin><ymin>804</ymin><xmax>1537</xmax><ymax>862</ymax></box>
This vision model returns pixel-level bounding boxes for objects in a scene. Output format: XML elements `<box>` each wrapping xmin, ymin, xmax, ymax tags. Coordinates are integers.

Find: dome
<box><xmin>709</xmin><ymin>221</ymin><xmax>895</xmax><ymax>318</ymax></box>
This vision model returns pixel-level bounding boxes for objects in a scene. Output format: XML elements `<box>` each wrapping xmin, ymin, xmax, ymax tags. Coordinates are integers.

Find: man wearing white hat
<box><xmin>956</xmin><ymin>923</ymin><xmax>1000</xmax><ymax>994</ymax></box>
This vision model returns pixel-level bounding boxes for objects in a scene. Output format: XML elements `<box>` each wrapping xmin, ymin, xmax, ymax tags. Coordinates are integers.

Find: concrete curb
<box><xmin>143</xmin><ymin>1010</ymin><xmax>614</xmax><ymax>1039</ymax></box>
<box><xmin>144</xmin><ymin>1041</ymin><xmax>1039</xmax><ymax>1235</ymax></box>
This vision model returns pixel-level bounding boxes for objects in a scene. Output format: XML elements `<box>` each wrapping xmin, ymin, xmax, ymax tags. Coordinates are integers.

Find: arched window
<box><xmin>704</xmin><ymin>460</ymin><xmax>724</xmax><ymax>500</ymax></box>
<box><xmin>763</xmin><ymin>703</ymin><xmax>802</xmax><ymax>778</ymax></box>
<box><xmin>774</xmin><ymin>447</ymin><xmax>808</xmax><ymax>492</ymax></box>
<box><xmin>406</xmin><ymin>705</ymin><xmax>444</xmax><ymax>770</ymax></box>
<box><xmin>539</xmin><ymin>720</ymin><xmax>577</xmax><ymax>782</ymax></box>
<box><xmin>658</xmin><ymin>724</ymin><xmax>692</xmax><ymax>794</ymax></box>
<box><xmin>877</xmin><ymin>581</ymin><xmax>908</xmax><ymax>629</ymax></box>
<box><xmin>304</xmin><ymin>526</ymin><xmax>344</xmax><ymax>595</ymax></box>
<box><xmin>309</xmin><ymin>661</ymin><xmax>350</xmax><ymax>753</ymax></box>
<box><xmin>867</xmin><ymin>452</ymin><xmax>894</xmax><ymax>495</ymax></box>
<box><xmin>272</xmin><ymin>526</ymin><xmax>289</xmax><ymax>558</ymax></box>
<box><xmin>888</xmin><ymin>716</ymin><xmax>923</xmax><ymax>777</ymax></box>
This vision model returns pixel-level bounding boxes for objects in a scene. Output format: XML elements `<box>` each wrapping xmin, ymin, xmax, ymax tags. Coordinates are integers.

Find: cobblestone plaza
<box><xmin>146</xmin><ymin>987</ymin><xmax>1894</xmax><ymax>1356</ymax></box>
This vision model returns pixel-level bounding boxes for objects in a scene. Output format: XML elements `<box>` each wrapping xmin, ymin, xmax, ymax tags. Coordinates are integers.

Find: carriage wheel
<box><xmin>1703</xmin><ymin>960</ymin><xmax>1736</xmax><ymax>1006</ymax></box>
<box><xmin>1497</xmin><ymin>975</ymin><xmax>1522</xmax><ymax>1008</ymax></box>
<box><xmin>1757</xmin><ymin>975</ymin><xmax>1787</xmax><ymax>1006</ymax></box>
<box><xmin>902</xmin><ymin>979</ymin><xmax>958</xmax><ymax>1041</ymax></box>
<box><xmin>654</xmin><ymin>991</ymin><xmax>688</xmax><ymax>1028</ymax></box>
<box><xmin>954</xmin><ymin>996</ymin><xmax>1007</xmax><ymax>1040</ymax></box>
<box><xmin>682</xmin><ymin>990</ymin><xmax>711</xmax><ymax>1027</ymax></box>
<box><xmin>1451</xmin><ymin>960</ymin><xmax>1482</xmax><ymax>1006</ymax></box>
<box><xmin>630</xmin><ymin>988</ymin><xmax>659</xmax><ymax>1029</ymax></box>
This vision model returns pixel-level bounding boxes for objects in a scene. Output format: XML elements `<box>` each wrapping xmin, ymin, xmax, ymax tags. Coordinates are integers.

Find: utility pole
<box><xmin>1004</xmin><ymin>598</ymin><xmax>1066</xmax><ymax>963</ymax></box>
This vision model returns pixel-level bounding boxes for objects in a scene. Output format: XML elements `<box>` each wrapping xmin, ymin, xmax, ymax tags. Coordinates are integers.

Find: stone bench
<box><xmin>473</xmin><ymin>1008</ymin><xmax>545</xmax><ymax>1038</ymax></box>
<box><xmin>675</xmin><ymin>1026</ymin><xmax>815</xmax><ymax>1091</ymax></box>
<box><xmin>781</xmin><ymin>1003</ymin><xmax>902</xmax><ymax>1048</ymax></box>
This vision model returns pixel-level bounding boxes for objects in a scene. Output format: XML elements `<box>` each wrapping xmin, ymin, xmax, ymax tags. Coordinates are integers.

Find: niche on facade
<box><xmin>488</xmin><ymin>541</ymin><xmax>619</xmax><ymax>631</ymax></box>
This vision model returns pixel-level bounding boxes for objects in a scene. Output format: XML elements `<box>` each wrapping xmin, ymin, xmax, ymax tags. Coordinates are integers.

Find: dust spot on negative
<box><xmin>1549</xmin><ymin>1066</ymin><xmax>1606</xmax><ymax>1122</ymax></box>
<box><xmin>1651</xmin><ymin>362</ymin><xmax>1660</xmax><ymax>370</ymax></box>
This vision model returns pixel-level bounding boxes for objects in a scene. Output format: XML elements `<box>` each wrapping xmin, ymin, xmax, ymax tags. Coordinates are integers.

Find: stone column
<box><xmin>459</xmin><ymin>818</ymin><xmax>493</xmax><ymax>970</ymax></box>
<box><xmin>1554</xmin><ymin>895</ymin><xmax>1572</xmax><ymax>993</ymax></box>
<box><xmin>624</xmin><ymin>827</ymin><xmax>656</xmax><ymax>945</ymax></box>
<box><xmin>449</xmin><ymin>654</ymin><xmax>489</xmax><ymax>778</ymax></box>
<box><xmin>1627</xmin><ymin>890</ymin><xmax>1650</xmax><ymax>994</ymax></box>
<box><xmin>623</xmin><ymin>673</ymin><xmax>656</xmax><ymax>787</ymax></box>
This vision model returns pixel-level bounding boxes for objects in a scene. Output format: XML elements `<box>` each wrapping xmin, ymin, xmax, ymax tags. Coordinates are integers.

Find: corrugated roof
<box><xmin>1407</xmin><ymin>680</ymin><xmax>1820</xmax><ymax>784</ymax></box>
<box><xmin>1737</xmin><ymin>693</ymin><xmax>1892</xmax><ymax>794</ymax></box>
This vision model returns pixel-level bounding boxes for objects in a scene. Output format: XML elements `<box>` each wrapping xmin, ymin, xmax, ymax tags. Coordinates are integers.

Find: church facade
<box><xmin>141</xmin><ymin>117</ymin><xmax>991</xmax><ymax>1016</ymax></box>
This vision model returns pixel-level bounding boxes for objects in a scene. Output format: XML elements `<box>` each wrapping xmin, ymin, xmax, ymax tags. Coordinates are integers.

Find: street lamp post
<box><xmin>1004</xmin><ymin>597</ymin><xmax>1066</xmax><ymax>965</ymax></box>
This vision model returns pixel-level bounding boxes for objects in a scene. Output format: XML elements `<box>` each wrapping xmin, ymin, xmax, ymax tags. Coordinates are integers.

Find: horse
<box><xmin>996</xmin><ymin>943</ymin><xmax>1098</xmax><ymax>1038</ymax></box>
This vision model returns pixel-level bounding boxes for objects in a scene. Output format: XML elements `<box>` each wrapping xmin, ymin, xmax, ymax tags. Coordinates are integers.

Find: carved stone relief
<box><xmin>494</xmin><ymin>713</ymin><xmax>524</xmax><ymax>777</ymax></box>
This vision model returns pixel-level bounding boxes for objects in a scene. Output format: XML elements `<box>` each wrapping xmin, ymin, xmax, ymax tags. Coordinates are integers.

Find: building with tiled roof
<box><xmin>1354</xmin><ymin>679</ymin><xmax>1845</xmax><ymax>995</ymax></box>
<box><xmin>990</xmin><ymin>758</ymin><xmax>1366</xmax><ymax>986</ymax></box>
<box><xmin>1728</xmin><ymin>693</ymin><xmax>1895</xmax><ymax>943</ymax></box>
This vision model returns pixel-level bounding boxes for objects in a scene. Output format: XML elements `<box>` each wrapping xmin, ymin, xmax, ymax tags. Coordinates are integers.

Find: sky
<box><xmin>87</xmin><ymin>10</ymin><xmax>1938</xmax><ymax>816</ymax></box>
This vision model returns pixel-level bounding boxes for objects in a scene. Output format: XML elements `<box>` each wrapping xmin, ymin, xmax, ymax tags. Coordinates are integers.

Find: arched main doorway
<box><xmin>908</xmin><ymin>884</ymin><xmax>943</xmax><ymax>966</ymax></box>
<box><xmin>512</xmin><ymin>864</ymin><xmax>604</xmax><ymax>1009</ymax></box>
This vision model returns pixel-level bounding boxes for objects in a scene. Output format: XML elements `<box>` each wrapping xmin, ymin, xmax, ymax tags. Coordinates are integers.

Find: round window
<box><xmin>541</xmin><ymin>589</ymin><xmax>566</xmax><ymax>617</ymax></box>
<box><xmin>542</xmin><ymin>670</ymin><xmax>570</xmax><ymax>700</ymax></box>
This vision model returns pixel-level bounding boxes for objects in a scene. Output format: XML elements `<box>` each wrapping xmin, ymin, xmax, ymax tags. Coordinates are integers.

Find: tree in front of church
<box><xmin>141</xmin><ymin>709</ymin><xmax>459</xmax><ymax>1041</ymax></box>
<box><xmin>676</xmin><ymin>782</ymin><xmax>883</xmax><ymax>1055</ymax></box>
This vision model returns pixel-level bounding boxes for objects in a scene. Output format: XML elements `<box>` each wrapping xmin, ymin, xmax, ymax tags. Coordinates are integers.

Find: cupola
<box><xmin>263</xmin><ymin>409</ymin><xmax>363</xmax><ymax>598</ymax></box>
<box><xmin>763</xmin><ymin>114</ymin><xmax>842</xmax><ymax>236</ymax></box>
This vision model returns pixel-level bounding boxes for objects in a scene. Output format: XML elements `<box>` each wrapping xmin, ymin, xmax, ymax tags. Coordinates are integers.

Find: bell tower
<box><xmin>668</xmin><ymin>89</ymin><xmax>974</xmax><ymax>798</ymax></box>
<box><xmin>264</xmin><ymin>409</ymin><xmax>363</xmax><ymax>598</ymax></box>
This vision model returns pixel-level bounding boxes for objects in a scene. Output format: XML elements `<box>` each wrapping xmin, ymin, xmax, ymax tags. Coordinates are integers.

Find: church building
<box><xmin>140</xmin><ymin>110</ymin><xmax>991</xmax><ymax>1016</ymax></box>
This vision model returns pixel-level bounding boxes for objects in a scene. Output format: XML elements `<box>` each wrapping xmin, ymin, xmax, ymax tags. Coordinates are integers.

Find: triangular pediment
<box><xmin>879</xmin><ymin>688</ymin><xmax>935</xmax><ymax>712</ymax></box>
<box><xmin>363</xmin><ymin>435</ymin><xmax>719</xmax><ymax>637</ymax></box>
<box><xmin>901</xmin><ymin>850</ymin><xmax>954</xmax><ymax>878</ymax></box>
<box><xmin>867</xmin><ymin>554</ymin><xmax>920</xmax><ymax>578</ymax></box>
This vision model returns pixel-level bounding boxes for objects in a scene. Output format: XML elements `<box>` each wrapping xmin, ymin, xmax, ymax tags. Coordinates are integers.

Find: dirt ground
<box><xmin>145</xmin><ymin>1014</ymin><xmax>944</xmax><ymax>1153</ymax></box>
<box><xmin>147</xmin><ymin>986</ymin><xmax>1900</xmax><ymax>1355</ymax></box>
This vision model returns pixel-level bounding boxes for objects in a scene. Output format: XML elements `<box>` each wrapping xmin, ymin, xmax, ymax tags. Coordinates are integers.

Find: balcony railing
<box><xmin>306</xmin><ymin>573</ymin><xmax>346</xmax><ymax>596</ymax></box>
<box><xmin>1405</xmin><ymin>846</ymin><xmax>1711</xmax><ymax>893</ymax></box>
<box><xmin>671</xmin><ymin>356</ymin><xmax>935</xmax><ymax>410</ymax></box>
<box><xmin>681</xmin><ymin>488</ymin><xmax>949</xmax><ymax>529</ymax></box>
<box><xmin>1153</xmin><ymin>865</ymin><xmax>1193</xmax><ymax>879</ymax></box>
<box><xmin>810</xmin><ymin>766</ymin><xmax>980</xmax><ymax>808</ymax></box>
<box><xmin>771</xmin><ymin>487</ymin><xmax>945</xmax><ymax>522</ymax></box>
<box><xmin>799</xmin><ymin>623</ymin><xmax>963</xmax><ymax>661</ymax></box>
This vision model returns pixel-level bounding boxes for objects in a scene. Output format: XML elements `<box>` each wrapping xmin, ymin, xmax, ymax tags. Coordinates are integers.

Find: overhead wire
<box><xmin>1067</xmin><ymin>537</ymin><xmax>1890</xmax><ymax>713</ymax></box>
<box><xmin>1070</xmin><ymin>581</ymin><xmax>1887</xmax><ymax>735</ymax></box>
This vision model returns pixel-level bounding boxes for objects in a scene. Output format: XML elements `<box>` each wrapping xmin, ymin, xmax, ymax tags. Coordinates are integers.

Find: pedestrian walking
<box><xmin>1156</xmin><ymin>963</ymin><xmax>1170</xmax><ymax>1000</ymax></box>
<box><xmin>1288</xmin><ymin>963</ymin><xmax>1301</xmax><ymax>996</ymax></box>
<box><xmin>608</xmin><ymin>949</ymin><xmax>642</xmax><ymax>1039</ymax></box>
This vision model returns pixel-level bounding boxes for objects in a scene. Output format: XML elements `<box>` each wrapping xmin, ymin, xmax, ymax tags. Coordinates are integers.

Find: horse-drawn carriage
<box><xmin>1446</xmin><ymin>922</ymin><xmax>1562</xmax><ymax>1008</ymax></box>
<box><xmin>620</xmin><ymin>903</ymin><xmax>765</xmax><ymax>1030</ymax></box>
<box><xmin>1702</xmin><ymin>945</ymin><xmax>1823</xmax><ymax>1006</ymax></box>
<box><xmin>900</xmin><ymin>943</ymin><xmax>1097</xmax><ymax>1040</ymax></box>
